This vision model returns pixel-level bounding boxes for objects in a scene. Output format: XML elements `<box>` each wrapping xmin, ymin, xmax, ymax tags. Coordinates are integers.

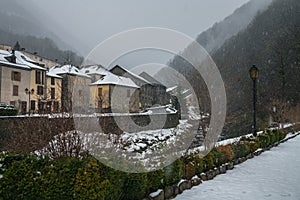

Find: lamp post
<box><xmin>249</xmin><ymin>65</ymin><xmax>259</xmax><ymax>136</ymax></box>
<box><xmin>25</xmin><ymin>88</ymin><xmax>34</xmax><ymax>114</ymax></box>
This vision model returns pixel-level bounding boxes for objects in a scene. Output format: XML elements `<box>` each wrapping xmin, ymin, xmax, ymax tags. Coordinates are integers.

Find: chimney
<box><xmin>6</xmin><ymin>50</ymin><xmax>17</xmax><ymax>63</ymax></box>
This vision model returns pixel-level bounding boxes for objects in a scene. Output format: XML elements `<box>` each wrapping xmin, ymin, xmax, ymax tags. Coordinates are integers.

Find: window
<box><xmin>36</xmin><ymin>70</ymin><xmax>41</xmax><ymax>84</ymax></box>
<box><xmin>30</xmin><ymin>100</ymin><xmax>35</xmax><ymax>110</ymax></box>
<box><xmin>10</xmin><ymin>101</ymin><xmax>15</xmax><ymax>106</ymax></box>
<box><xmin>13</xmin><ymin>85</ymin><xmax>18</xmax><ymax>96</ymax></box>
<box><xmin>51</xmin><ymin>88</ymin><xmax>55</xmax><ymax>99</ymax></box>
<box><xmin>37</xmin><ymin>86</ymin><xmax>43</xmax><ymax>95</ymax></box>
<box><xmin>42</xmin><ymin>71</ymin><xmax>45</xmax><ymax>85</ymax></box>
<box><xmin>53</xmin><ymin>101</ymin><xmax>59</xmax><ymax>112</ymax></box>
<box><xmin>51</xmin><ymin>77</ymin><xmax>55</xmax><ymax>85</ymax></box>
<box><xmin>11</xmin><ymin>71</ymin><xmax>21</xmax><ymax>81</ymax></box>
<box><xmin>38</xmin><ymin>100</ymin><xmax>44</xmax><ymax>111</ymax></box>
<box><xmin>98</xmin><ymin>88</ymin><xmax>102</xmax><ymax>97</ymax></box>
<box><xmin>127</xmin><ymin>89</ymin><xmax>130</xmax><ymax>98</ymax></box>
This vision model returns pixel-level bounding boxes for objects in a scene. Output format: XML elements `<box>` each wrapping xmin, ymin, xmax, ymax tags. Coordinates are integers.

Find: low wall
<box><xmin>98</xmin><ymin>113</ymin><xmax>179</xmax><ymax>134</ymax></box>
<box><xmin>0</xmin><ymin>113</ymin><xmax>179</xmax><ymax>151</ymax></box>
<box><xmin>0</xmin><ymin>116</ymin><xmax>75</xmax><ymax>152</ymax></box>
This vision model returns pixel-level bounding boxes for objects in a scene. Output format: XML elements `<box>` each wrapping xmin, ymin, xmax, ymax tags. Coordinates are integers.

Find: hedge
<box><xmin>0</xmin><ymin>129</ymin><xmax>288</xmax><ymax>199</ymax></box>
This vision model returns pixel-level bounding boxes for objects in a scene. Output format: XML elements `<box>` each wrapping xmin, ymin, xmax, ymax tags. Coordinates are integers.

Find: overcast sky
<box><xmin>29</xmin><ymin>0</ymin><xmax>249</xmax><ymax>51</ymax></box>
<box><xmin>27</xmin><ymin>0</ymin><xmax>250</xmax><ymax>71</ymax></box>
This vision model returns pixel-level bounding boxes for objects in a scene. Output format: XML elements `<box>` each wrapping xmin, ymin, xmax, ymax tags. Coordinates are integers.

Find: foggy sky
<box><xmin>29</xmin><ymin>0</ymin><xmax>249</xmax><ymax>53</ymax></box>
<box><xmin>25</xmin><ymin>0</ymin><xmax>250</xmax><ymax>71</ymax></box>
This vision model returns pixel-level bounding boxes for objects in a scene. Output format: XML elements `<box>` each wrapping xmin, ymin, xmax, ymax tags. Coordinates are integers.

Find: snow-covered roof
<box><xmin>14</xmin><ymin>51</ymin><xmax>46</xmax><ymax>71</ymax></box>
<box><xmin>110</xmin><ymin>65</ymin><xmax>151</xmax><ymax>85</ymax></box>
<box><xmin>0</xmin><ymin>49</ymin><xmax>10</xmax><ymax>56</ymax></box>
<box><xmin>80</xmin><ymin>65</ymin><xmax>108</xmax><ymax>76</ymax></box>
<box><xmin>46</xmin><ymin>71</ymin><xmax>62</xmax><ymax>79</ymax></box>
<box><xmin>166</xmin><ymin>85</ymin><xmax>178</xmax><ymax>92</ymax></box>
<box><xmin>90</xmin><ymin>73</ymin><xmax>140</xmax><ymax>88</ymax></box>
<box><xmin>139</xmin><ymin>71</ymin><xmax>164</xmax><ymax>85</ymax></box>
<box><xmin>49</xmin><ymin>65</ymin><xmax>91</xmax><ymax>78</ymax></box>
<box><xmin>0</xmin><ymin>51</ymin><xmax>31</xmax><ymax>70</ymax></box>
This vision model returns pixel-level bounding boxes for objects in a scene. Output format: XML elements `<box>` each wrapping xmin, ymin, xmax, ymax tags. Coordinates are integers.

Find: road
<box><xmin>175</xmin><ymin>134</ymin><xmax>300</xmax><ymax>200</ymax></box>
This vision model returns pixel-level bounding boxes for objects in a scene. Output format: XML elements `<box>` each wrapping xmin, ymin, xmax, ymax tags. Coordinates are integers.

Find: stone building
<box><xmin>49</xmin><ymin>65</ymin><xmax>91</xmax><ymax>112</ymax></box>
<box><xmin>139</xmin><ymin>72</ymin><xmax>167</xmax><ymax>106</ymax></box>
<box><xmin>90</xmin><ymin>72</ymin><xmax>140</xmax><ymax>113</ymax></box>
<box><xmin>110</xmin><ymin>65</ymin><xmax>153</xmax><ymax>108</ymax></box>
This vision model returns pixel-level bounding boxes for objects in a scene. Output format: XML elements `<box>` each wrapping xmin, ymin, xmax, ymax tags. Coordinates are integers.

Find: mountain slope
<box><xmin>212</xmin><ymin>0</ymin><xmax>300</xmax><ymax>136</ymax></box>
<box><xmin>156</xmin><ymin>0</ymin><xmax>300</xmax><ymax>137</ymax></box>
<box><xmin>196</xmin><ymin>0</ymin><xmax>273</xmax><ymax>53</ymax></box>
<box><xmin>0</xmin><ymin>0</ymin><xmax>83</xmax><ymax>65</ymax></box>
<box><xmin>156</xmin><ymin>0</ymin><xmax>273</xmax><ymax>88</ymax></box>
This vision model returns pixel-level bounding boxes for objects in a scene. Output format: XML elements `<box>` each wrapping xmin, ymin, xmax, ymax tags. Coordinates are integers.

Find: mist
<box><xmin>24</xmin><ymin>0</ymin><xmax>251</xmax><ymax>55</ymax></box>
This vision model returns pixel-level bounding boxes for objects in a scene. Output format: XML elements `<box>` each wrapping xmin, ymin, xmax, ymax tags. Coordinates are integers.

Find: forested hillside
<box><xmin>0</xmin><ymin>0</ymin><xmax>83</xmax><ymax>66</ymax></box>
<box><xmin>212</xmin><ymin>0</ymin><xmax>300</xmax><ymax>136</ymax></box>
<box><xmin>196</xmin><ymin>0</ymin><xmax>272</xmax><ymax>53</ymax></box>
<box><xmin>0</xmin><ymin>29</ymin><xmax>83</xmax><ymax>66</ymax></box>
<box><xmin>158</xmin><ymin>0</ymin><xmax>300</xmax><ymax>137</ymax></box>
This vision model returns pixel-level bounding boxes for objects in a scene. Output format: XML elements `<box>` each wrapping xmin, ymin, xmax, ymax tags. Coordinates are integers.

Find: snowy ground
<box><xmin>175</xmin><ymin>133</ymin><xmax>300</xmax><ymax>200</ymax></box>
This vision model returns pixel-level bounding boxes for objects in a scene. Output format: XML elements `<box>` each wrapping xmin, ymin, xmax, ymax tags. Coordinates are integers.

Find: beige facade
<box><xmin>90</xmin><ymin>85</ymin><xmax>110</xmax><ymax>109</ymax></box>
<box><xmin>0</xmin><ymin>63</ymin><xmax>31</xmax><ymax>113</ymax></box>
<box><xmin>45</xmin><ymin>75</ymin><xmax>62</xmax><ymax>112</ymax></box>
<box><xmin>90</xmin><ymin>84</ymin><xmax>140</xmax><ymax>113</ymax></box>
<box><xmin>28</xmin><ymin>68</ymin><xmax>47</xmax><ymax>112</ymax></box>
<box><xmin>0</xmin><ymin>44</ymin><xmax>12</xmax><ymax>51</ymax></box>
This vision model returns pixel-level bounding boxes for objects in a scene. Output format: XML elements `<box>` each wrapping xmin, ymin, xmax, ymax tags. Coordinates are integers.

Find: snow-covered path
<box><xmin>175</xmin><ymin>135</ymin><xmax>300</xmax><ymax>200</ymax></box>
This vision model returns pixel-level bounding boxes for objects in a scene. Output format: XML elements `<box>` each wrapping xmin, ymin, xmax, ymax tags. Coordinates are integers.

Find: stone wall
<box><xmin>98</xmin><ymin>113</ymin><xmax>179</xmax><ymax>134</ymax></box>
<box><xmin>0</xmin><ymin>113</ymin><xmax>179</xmax><ymax>151</ymax></box>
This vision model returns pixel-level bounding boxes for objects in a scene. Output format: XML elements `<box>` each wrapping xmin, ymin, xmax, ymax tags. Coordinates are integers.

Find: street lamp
<box><xmin>25</xmin><ymin>88</ymin><xmax>34</xmax><ymax>114</ymax></box>
<box><xmin>249</xmin><ymin>65</ymin><xmax>258</xmax><ymax>136</ymax></box>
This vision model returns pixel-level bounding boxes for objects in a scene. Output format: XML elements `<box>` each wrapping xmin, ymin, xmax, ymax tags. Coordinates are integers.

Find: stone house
<box><xmin>49</xmin><ymin>65</ymin><xmax>91</xmax><ymax>112</ymax></box>
<box><xmin>90</xmin><ymin>72</ymin><xmax>140</xmax><ymax>113</ymax></box>
<box><xmin>139</xmin><ymin>72</ymin><xmax>167</xmax><ymax>106</ymax></box>
<box><xmin>110</xmin><ymin>65</ymin><xmax>153</xmax><ymax>108</ymax></box>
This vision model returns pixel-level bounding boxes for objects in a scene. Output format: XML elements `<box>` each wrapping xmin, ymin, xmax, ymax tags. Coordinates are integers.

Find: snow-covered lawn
<box><xmin>175</xmin><ymin>132</ymin><xmax>300</xmax><ymax>200</ymax></box>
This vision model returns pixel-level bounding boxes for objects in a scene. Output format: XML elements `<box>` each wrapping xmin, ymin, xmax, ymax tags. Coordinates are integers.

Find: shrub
<box><xmin>232</xmin><ymin>141</ymin><xmax>250</xmax><ymax>159</ymax></box>
<box><xmin>146</xmin><ymin>169</ymin><xmax>164</xmax><ymax>193</ymax></box>
<box><xmin>256</xmin><ymin>134</ymin><xmax>270</xmax><ymax>149</ymax></box>
<box><xmin>163</xmin><ymin>159</ymin><xmax>183</xmax><ymax>185</ymax></box>
<box><xmin>249</xmin><ymin>141</ymin><xmax>258</xmax><ymax>152</ymax></box>
<box><xmin>183</xmin><ymin>162</ymin><xmax>196</xmax><ymax>180</ymax></box>
<box><xmin>121</xmin><ymin>173</ymin><xmax>148</xmax><ymax>200</ymax></box>
<box><xmin>216</xmin><ymin>145</ymin><xmax>234</xmax><ymax>164</ymax></box>
<box><xmin>279</xmin><ymin>130</ymin><xmax>287</xmax><ymax>140</ymax></box>
<box><xmin>74</xmin><ymin>159</ymin><xmax>113</xmax><ymax>200</ymax></box>
<box><xmin>193</xmin><ymin>155</ymin><xmax>204</xmax><ymax>175</ymax></box>
<box><xmin>203</xmin><ymin>151</ymin><xmax>215</xmax><ymax>171</ymax></box>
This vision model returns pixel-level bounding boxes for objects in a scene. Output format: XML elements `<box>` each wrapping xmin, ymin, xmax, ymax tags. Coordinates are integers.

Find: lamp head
<box><xmin>249</xmin><ymin>65</ymin><xmax>258</xmax><ymax>80</ymax></box>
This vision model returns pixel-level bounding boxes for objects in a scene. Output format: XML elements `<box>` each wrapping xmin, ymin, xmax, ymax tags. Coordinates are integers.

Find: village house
<box><xmin>110</xmin><ymin>65</ymin><xmax>153</xmax><ymax>109</ymax></box>
<box><xmin>89</xmin><ymin>72</ymin><xmax>140</xmax><ymax>113</ymax></box>
<box><xmin>0</xmin><ymin>50</ymin><xmax>31</xmax><ymax>113</ymax></box>
<box><xmin>45</xmin><ymin>71</ymin><xmax>63</xmax><ymax>113</ymax></box>
<box><xmin>49</xmin><ymin>65</ymin><xmax>91</xmax><ymax>112</ymax></box>
<box><xmin>1</xmin><ymin>42</ymin><xmax>61</xmax><ymax>69</ymax></box>
<box><xmin>0</xmin><ymin>49</ymin><xmax>63</xmax><ymax>113</ymax></box>
<box><xmin>139</xmin><ymin>71</ymin><xmax>167</xmax><ymax>106</ymax></box>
